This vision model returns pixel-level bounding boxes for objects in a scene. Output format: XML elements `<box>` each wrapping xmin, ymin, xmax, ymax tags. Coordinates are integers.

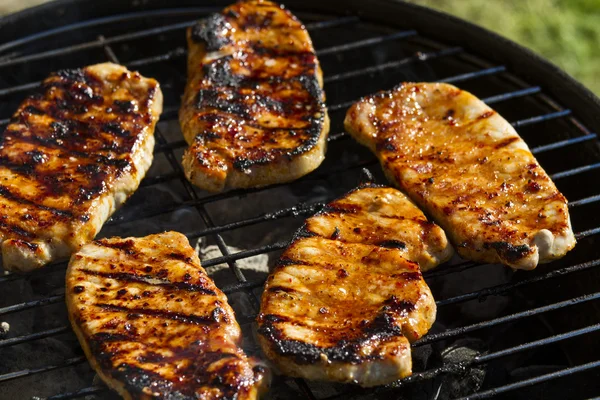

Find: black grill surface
<box><xmin>0</xmin><ymin>1</ymin><xmax>599</xmax><ymax>399</ymax></box>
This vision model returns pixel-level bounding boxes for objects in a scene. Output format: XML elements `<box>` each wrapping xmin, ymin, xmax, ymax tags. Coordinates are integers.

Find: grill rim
<box><xmin>0</xmin><ymin>1</ymin><xmax>600</xmax><ymax>399</ymax></box>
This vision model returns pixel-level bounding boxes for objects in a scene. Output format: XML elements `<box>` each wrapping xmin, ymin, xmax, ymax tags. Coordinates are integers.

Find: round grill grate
<box><xmin>0</xmin><ymin>1</ymin><xmax>599</xmax><ymax>399</ymax></box>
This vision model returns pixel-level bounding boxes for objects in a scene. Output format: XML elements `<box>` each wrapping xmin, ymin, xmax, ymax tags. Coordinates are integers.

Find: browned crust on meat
<box><xmin>257</xmin><ymin>185</ymin><xmax>437</xmax><ymax>387</ymax></box>
<box><xmin>66</xmin><ymin>231</ymin><xmax>268</xmax><ymax>399</ymax></box>
<box><xmin>344</xmin><ymin>82</ymin><xmax>576</xmax><ymax>270</ymax></box>
<box><xmin>0</xmin><ymin>63</ymin><xmax>162</xmax><ymax>272</ymax></box>
<box><xmin>179</xmin><ymin>0</ymin><xmax>329</xmax><ymax>192</ymax></box>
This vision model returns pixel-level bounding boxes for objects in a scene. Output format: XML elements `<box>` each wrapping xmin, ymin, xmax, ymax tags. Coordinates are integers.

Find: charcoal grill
<box><xmin>1</xmin><ymin>0</ymin><xmax>600</xmax><ymax>399</ymax></box>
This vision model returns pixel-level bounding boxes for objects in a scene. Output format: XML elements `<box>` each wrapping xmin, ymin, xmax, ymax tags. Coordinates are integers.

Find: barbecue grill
<box><xmin>1</xmin><ymin>0</ymin><xmax>600</xmax><ymax>399</ymax></box>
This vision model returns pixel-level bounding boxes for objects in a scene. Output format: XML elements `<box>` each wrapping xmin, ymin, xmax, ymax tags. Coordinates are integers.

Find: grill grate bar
<box><xmin>416</xmin><ymin>290</ymin><xmax>600</xmax><ymax>347</ymax></box>
<box><xmin>512</xmin><ymin>109</ymin><xmax>572</xmax><ymax>128</ymax></box>
<box><xmin>3</xmin><ymin>192</ymin><xmax>599</xmax><ymax>286</ymax></box>
<box><xmin>326</xmin><ymin>100</ymin><xmax>363</xmax><ymax>113</ymax></box>
<box><xmin>0</xmin><ymin>16</ymin><xmax>358</xmax><ymax>70</ymax></box>
<box><xmin>126</xmin><ymin>47</ymin><xmax>186</xmax><ymax>68</ymax></box>
<box><xmin>303</xmin><ymin>16</ymin><xmax>360</xmax><ymax>29</ymax></box>
<box><xmin>0</xmin><ymin>294</ymin><xmax>64</xmax><ymax>317</ymax></box>
<box><xmin>376</xmin><ymin>321</ymin><xmax>600</xmax><ymax>398</ymax></box>
<box><xmin>454</xmin><ymin>360</ymin><xmax>600</xmax><ymax>400</ymax></box>
<box><xmin>576</xmin><ymin>227</ymin><xmax>600</xmax><ymax>239</ymax></box>
<box><xmin>98</xmin><ymin>35</ymin><xmax>119</xmax><ymax>63</ymax></box>
<box><xmin>475</xmin><ymin>323</ymin><xmax>600</xmax><ymax>364</ymax></box>
<box><xmin>187</xmin><ymin>162</ymin><xmax>595</xmax><ymax>252</ymax></box>
<box><xmin>530</xmin><ymin>133</ymin><xmax>597</xmax><ymax>154</ymax></box>
<box><xmin>481</xmin><ymin>86</ymin><xmax>542</xmax><ymax>104</ymax></box>
<box><xmin>437</xmin><ymin>65</ymin><xmax>506</xmax><ymax>83</ymax></box>
<box><xmin>324</xmin><ymin>47</ymin><xmax>463</xmax><ymax>83</ymax></box>
<box><xmin>0</xmin><ymin>326</ymin><xmax>69</xmax><ymax>349</ymax></box>
<box><xmin>0</xmin><ymin>356</ymin><xmax>86</xmax><ymax>384</ymax></box>
<box><xmin>3</xmin><ymin>238</ymin><xmax>599</xmax><ymax>326</ymax></box>
<box><xmin>423</xmin><ymin>259</ymin><xmax>485</xmax><ymax>280</ymax></box>
<box><xmin>435</xmin><ymin>258</ymin><xmax>600</xmax><ymax>308</ymax></box>
<box><xmin>552</xmin><ymin>162</ymin><xmax>600</xmax><ymax>180</ymax></box>
<box><xmin>185</xmin><ymin>202</ymin><xmax>323</xmax><ymax>240</ymax></box>
<box><xmin>0</xmin><ymin>81</ymin><xmax>39</xmax><ymax>97</ymax></box>
<box><xmin>207</xmin><ymin>252</ymin><xmax>600</xmax><ymax>306</ymax></box>
<box><xmin>316</xmin><ymin>30</ymin><xmax>417</xmax><ymax>56</ymax></box>
<box><xmin>202</xmin><ymin>241</ymin><xmax>289</xmax><ymax>268</ymax></box>
<box><xmin>201</xmin><ymin>177</ymin><xmax>600</xmax><ymax>281</ymax></box>
<box><xmin>0</xmin><ymin>261</ymin><xmax>68</xmax><ymax>284</ymax></box>
<box><xmin>568</xmin><ymin>193</ymin><xmax>600</xmax><ymax>208</ymax></box>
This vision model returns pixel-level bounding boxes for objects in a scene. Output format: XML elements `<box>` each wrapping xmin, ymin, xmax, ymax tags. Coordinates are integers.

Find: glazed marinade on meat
<box><xmin>0</xmin><ymin>63</ymin><xmax>162</xmax><ymax>272</ymax></box>
<box><xmin>179</xmin><ymin>0</ymin><xmax>329</xmax><ymax>192</ymax></box>
<box><xmin>344</xmin><ymin>82</ymin><xmax>576</xmax><ymax>270</ymax></box>
<box><xmin>258</xmin><ymin>184</ymin><xmax>442</xmax><ymax>387</ymax></box>
<box><xmin>67</xmin><ymin>231</ymin><xmax>268</xmax><ymax>400</ymax></box>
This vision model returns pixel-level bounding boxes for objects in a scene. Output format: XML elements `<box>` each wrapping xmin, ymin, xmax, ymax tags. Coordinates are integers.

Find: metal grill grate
<box><xmin>0</xmin><ymin>2</ymin><xmax>599</xmax><ymax>399</ymax></box>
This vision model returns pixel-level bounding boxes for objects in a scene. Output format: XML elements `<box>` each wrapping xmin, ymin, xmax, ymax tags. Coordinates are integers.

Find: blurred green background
<box><xmin>2</xmin><ymin>0</ymin><xmax>600</xmax><ymax>94</ymax></box>
<box><xmin>406</xmin><ymin>0</ymin><xmax>600</xmax><ymax>94</ymax></box>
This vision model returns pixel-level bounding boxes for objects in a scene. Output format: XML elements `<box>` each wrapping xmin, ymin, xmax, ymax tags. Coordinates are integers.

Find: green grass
<box><xmin>406</xmin><ymin>0</ymin><xmax>600</xmax><ymax>94</ymax></box>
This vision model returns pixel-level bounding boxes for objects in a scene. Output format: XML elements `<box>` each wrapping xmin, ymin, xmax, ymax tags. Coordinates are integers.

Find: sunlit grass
<box><xmin>407</xmin><ymin>0</ymin><xmax>600</xmax><ymax>94</ymax></box>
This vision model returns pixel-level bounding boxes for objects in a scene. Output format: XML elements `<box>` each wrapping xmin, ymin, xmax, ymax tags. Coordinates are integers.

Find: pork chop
<box><xmin>257</xmin><ymin>185</ymin><xmax>439</xmax><ymax>387</ymax></box>
<box><xmin>66</xmin><ymin>231</ymin><xmax>268</xmax><ymax>399</ymax></box>
<box><xmin>344</xmin><ymin>83</ymin><xmax>576</xmax><ymax>270</ymax></box>
<box><xmin>179</xmin><ymin>0</ymin><xmax>329</xmax><ymax>192</ymax></box>
<box><xmin>0</xmin><ymin>62</ymin><xmax>162</xmax><ymax>272</ymax></box>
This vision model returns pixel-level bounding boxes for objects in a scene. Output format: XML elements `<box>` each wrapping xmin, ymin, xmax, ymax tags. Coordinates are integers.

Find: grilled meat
<box><xmin>0</xmin><ymin>63</ymin><xmax>162</xmax><ymax>272</ymax></box>
<box><xmin>303</xmin><ymin>184</ymin><xmax>452</xmax><ymax>270</ymax></box>
<box><xmin>66</xmin><ymin>231</ymin><xmax>268</xmax><ymax>400</ymax></box>
<box><xmin>344</xmin><ymin>82</ymin><xmax>576</xmax><ymax>270</ymax></box>
<box><xmin>257</xmin><ymin>184</ymin><xmax>438</xmax><ymax>387</ymax></box>
<box><xmin>179</xmin><ymin>0</ymin><xmax>329</xmax><ymax>192</ymax></box>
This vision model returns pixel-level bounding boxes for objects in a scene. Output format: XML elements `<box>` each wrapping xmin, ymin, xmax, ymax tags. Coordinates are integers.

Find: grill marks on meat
<box><xmin>0</xmin><ymin>63</ymin><xmax>162</xmax><ymax>272</ymax></box>
<box><xmin>258</xmin><ymin>185</ymin><xmax>438</xmax><ymax>387</ymax></box>
<box><xmin>344</xmin><ymin>83</ymin><xmax>576</xmax><ymax>270</ymax></box>
<box><xmin>305</xmin><ymin>185</ymin><xmax>453</xmax><ymax>271</ymax></box>
<box><xmin>66</xmin><ymin>232</ymin><xmax>268</xmax><ymax>400</ymax></box>
<box><xmin>179</xmin><ymin>0</ymin><xmax>329</xmax><ymax>192</ymax></box>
